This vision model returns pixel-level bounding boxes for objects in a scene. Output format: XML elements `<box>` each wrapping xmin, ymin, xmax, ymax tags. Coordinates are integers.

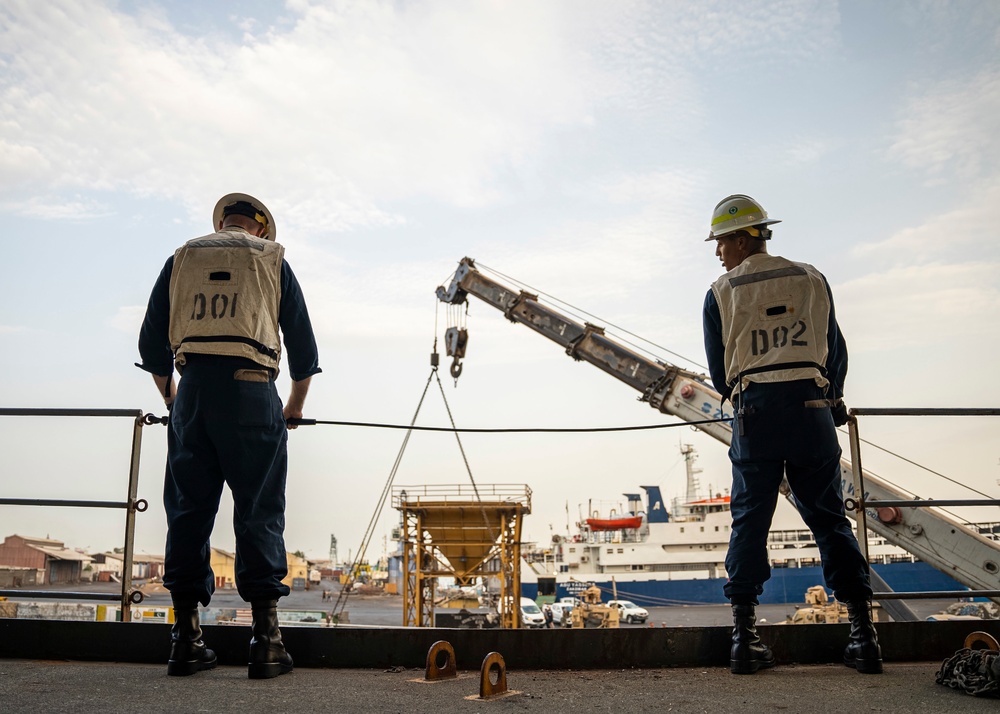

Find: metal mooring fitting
<box><xmin>964</xmin><ymin>631</ymin><xmax>1000</xmax><ymax>651</ymax></box>
<box><xmin>479</xmin><ymin>652</ymin><xmax>508</xmax><ymax>699</ymax></box>
<box><xmin>425</xmin><ymin>640</ymin><xmax>458</xmax><ymax>681</ymax></box>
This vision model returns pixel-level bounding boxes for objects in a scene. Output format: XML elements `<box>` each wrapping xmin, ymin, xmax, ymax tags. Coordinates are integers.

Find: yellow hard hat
<box><xmin>706</xmin><ymin>194</ymin><xmax>780</xmax><ymax>241</ymax></box>
<box><xmin>213</xmin><ymin>192</ymin><xmax>276</xmax><ymax>241</ymax></box>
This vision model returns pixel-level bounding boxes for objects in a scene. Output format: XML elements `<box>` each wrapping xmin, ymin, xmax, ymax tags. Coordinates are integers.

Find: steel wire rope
<box><xmin>836</xmin><ymin>428</ymin><xmax>999</xmax><ymax>531</ymax></box>
<box><xmin>290</xmin><ymin>418</ymin><xmax>730</xmax><ymax>433</ymax></box>
<box><xmin>432</xmin><ymin>366</ymin><xmax>502</xmax><ymax>562</ymax></box>
<box><xmin>330</xmin><ymin>367</ymin><xmax>436</xmax><ymax>624</ymax></box>
<box><xmin>848</xmin><ymin>430</ymin><xmax>996</xmax><ymax>501</ymax></box>
<box><xmin>473</xmin><ymin>262</ymin><xmax>995</xmax><ymax>523</ymax></box>
<box><xmin>475</xmin><ymin>261</ymin><xmax>709</xmax><ymax>372</ymax></box>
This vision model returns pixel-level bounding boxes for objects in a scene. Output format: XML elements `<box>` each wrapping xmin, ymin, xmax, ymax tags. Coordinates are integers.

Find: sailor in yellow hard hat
<box><xmin>702</xmin><ymin>194</ymin><xmax>881</xmax><ymax>677</ymax></box>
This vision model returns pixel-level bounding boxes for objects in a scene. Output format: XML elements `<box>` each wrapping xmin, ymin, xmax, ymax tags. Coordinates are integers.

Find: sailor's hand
<box><xmin>831</xmin><ymin>400</ymin><xmax>849</xmax><ymax>427</ymax></box>
<box><xmin>283</xmin><ymin>404</ymin><xmax>303</xmax><ymax>430</ymax></box>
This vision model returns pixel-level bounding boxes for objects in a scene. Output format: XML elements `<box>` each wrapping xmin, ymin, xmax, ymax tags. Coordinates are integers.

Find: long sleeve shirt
<box><xmin>136</xmin><ymin>255</ymin><xmax>322</xmax><ymax>382</ymax></box>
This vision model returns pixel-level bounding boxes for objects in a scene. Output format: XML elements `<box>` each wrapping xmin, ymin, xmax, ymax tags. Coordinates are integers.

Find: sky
<box><xmin>1</xmin><ymin>0</ymin><xmax>999</xmax><ymax>565</ymax></box>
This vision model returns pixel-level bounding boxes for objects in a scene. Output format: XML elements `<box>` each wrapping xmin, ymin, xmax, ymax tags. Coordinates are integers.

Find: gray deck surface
<box><xmin>0</xmin><ymin>659</ymin><xmax>995</xmax><ymax>713</ymax></box>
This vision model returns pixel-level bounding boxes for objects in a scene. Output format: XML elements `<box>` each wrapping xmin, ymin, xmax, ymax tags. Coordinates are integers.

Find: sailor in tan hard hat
<box><xmin>137</xmin><ymin>192</ymin><xmax>321</xmax><ymax>680</ymax></box>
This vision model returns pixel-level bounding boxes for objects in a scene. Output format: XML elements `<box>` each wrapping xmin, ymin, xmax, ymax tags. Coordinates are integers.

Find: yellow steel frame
<box><xmin>397</xmin><ymin>486</ymin><xmax>530</xmax><ymax>629</ymax></box>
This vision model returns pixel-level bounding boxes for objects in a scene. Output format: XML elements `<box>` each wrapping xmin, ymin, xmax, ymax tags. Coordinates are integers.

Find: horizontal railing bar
<box><xmin>0</xmin><ymin>498</ymin><xmax>128</xmax><ymax>509</ymax></box>
<box><xmin>851</xmin><ymin>408</ymin><xmax>1000</xmax><ymax>417</ymax></box>
<box><xmin>0</xmin><ymin>590</ymin><xmax>123</xmax><ymax>601</ymax></box>
<box><xmin>0</xmin><ymin>408</ymin><xmax>143</xmax><ymax>418</ymax></box>
<box><xmin>873</xmin><ymin>590</ymin><xmax>1000</xmax><ymax>599</ymax></box>
<box><xmin>864</xmin><ymin>499</ymin><xmax>1000</xmax><ymax>508</ymax></box>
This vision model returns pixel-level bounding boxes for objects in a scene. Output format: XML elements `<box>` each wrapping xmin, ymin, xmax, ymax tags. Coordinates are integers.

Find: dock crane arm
<box><xmin>437</xmin><ymin>257</ymin><xmax>1000</xmax><ymax>599</ymax></box>
<box><xmin>436</xmin><ymin>257</ymin><xmax>735</xmax><ymax>444</ymax></box>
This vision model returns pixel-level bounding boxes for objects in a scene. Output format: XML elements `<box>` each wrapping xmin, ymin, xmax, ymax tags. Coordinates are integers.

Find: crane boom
<box><xmin>437</xmin><ymin>257</ymin><xmax>1000</xmax><ymax>597</ymax></box>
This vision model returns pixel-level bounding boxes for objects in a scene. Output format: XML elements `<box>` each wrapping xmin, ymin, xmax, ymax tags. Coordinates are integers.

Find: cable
<box><xmin>289</xmin><ymin>417</ymin><xmax>730</xmax><ymax>433</ymax></box>
<box><xmin>476</xmin><ymin>261</ymin><xmax>708</xmax><ymax>371</ymax></box>
<box><xmin>330</xmin><ymin>368</ymin><xmax>437</xmax><ymax>624</ymax></box>
<box><xmin>852</xmin><ymin>432</ymin><xmax>995</xmax><ymax>500</ymax></box>
<box><xmin>433</xmin><ymin>368</ymin><xmax>500</xmax><ymax>547</ymax></box>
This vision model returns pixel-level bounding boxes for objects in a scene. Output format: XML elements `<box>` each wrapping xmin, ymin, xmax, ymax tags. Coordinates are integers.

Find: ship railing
<box><xmin>0</xmin><ymin>408</ymin><xmax>156</xmax><ymax>622</ymax></box>
<box><xmin>391</xmin><ymin>483</ymin><xmax>532</xmax><ymax>509</ymax></box>
<box><xmin>846</xmin><ymin>407</ymin><xmax>1000</xmax><ymax>603</ymax></box>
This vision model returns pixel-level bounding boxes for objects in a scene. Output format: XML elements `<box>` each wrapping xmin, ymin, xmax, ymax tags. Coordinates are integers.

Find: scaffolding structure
<box><xmin>393</xmin><ymin>484</ymin><xmax>531</xmax><ymax>628</ymax></box>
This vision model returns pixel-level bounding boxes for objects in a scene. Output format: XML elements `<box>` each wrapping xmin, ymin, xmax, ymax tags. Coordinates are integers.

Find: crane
<box><xmin>436</xmin><ymin>257</ymin><xmax>1000</xmax><ymax>602</ymax></box>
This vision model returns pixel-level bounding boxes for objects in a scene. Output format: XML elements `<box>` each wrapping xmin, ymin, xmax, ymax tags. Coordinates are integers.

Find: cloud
<box><xmin>0</xmin><ymin>194</ymin><xmax>113</xmax><ymax>220</ymax></box>
<box><xmin>0</xmin><ymin>325</ymin><xmax>27</xmax><ymax>334</ymax></box>
<box><xmin>0</xmin><ymin>0</ymin><xmax>847</xmax><ymax>239</ymax></box>
<box><xmin>109</xmin><ymin>306</ymin><xmax>146</xmax><ymax>334</ymax></box>
<box><xmin>851</xmin><ymin>181</ymin><xmax>1000</xmax><ymax>264</ymax></box>
<box><xmin>781</xmin><ymin>137</ymin><xmax>832</xmax><ymax>166</ymax></box>
<box><xmin>837</xmin><ymin>262</ymin><xmax>1000</xmax><ymax>352</ymax></box>
<box><xmin>887</xmin><ymin>68</ymin><xmax>1000</xmax><ymax>183</ymax></box>
<box><xmin>0</xmin><ymin>0</ymin><xmax>611</xmax><ymax>235</ymax></box>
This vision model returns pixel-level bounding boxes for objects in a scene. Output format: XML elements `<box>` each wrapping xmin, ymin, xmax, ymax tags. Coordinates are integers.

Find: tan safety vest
<box><xmin>711</xmin><ymin>253</ymin><xmax>830</xmax><ymax>393</ymax></box>
<box><xmin>168</xmin><ymin>229</ymin><xmax>284</xmax><ymax>371</ymax></box>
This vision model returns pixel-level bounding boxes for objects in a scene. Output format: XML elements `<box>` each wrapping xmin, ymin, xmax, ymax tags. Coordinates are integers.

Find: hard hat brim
<box><xmin>705</xmin><ymin>218</ymin><xmax>781</xmax><ymax>241</ymax></box>
<box><xmin>213</xmin><ymin>192</ymin><xmax>276</xmax><ymax>241</ymax></box>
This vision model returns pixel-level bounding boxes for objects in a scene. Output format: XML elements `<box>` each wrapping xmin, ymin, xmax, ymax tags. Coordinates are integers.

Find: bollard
<box><xmin>964</xmin><ymin>631</ymin><xmax>1000</xmax><ymax>651</ymax></box>
<box><xmin>479</xmin><ymin>652</ymin><xmax>507</xmax><ymax>699</ymax></box>
<box><xmin>425</xmin><ymin>640</ymin><xmax>458</xmax><ymax>681</ymax></box>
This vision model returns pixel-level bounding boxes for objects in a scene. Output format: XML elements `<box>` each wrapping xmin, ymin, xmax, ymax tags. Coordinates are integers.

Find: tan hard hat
<box><xmin>213</xmin><ymin>192</ymin><xmax>276</xmax><ymax>241</ymax></box>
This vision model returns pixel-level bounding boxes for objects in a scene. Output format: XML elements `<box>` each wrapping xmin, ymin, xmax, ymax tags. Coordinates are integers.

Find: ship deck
<box><xmin>2</xmin><ymin>658</ymin><xmax>992</xmax><ymax>714</ymax></box>
<box><xmin>2</xmin><ymin>618</ymin><xmax>999</xmax><ymax>712</ymax></box>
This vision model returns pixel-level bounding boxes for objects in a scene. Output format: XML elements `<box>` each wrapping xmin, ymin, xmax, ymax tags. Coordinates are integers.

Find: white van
<box><xmin>607</xmin><ymin>599</ymin><xmax>649</xmax><ymax>624</ymax></box>
<box><xmin>519</xmin><ymin>597</ymin><xmax>546</xmax><ymax>628</ymax></box>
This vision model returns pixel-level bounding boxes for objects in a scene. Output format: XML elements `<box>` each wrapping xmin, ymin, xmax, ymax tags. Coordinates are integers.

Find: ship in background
<box><xmin>519</xmin><ymin>445</ymin><xmax>976</xmax><ymax>606</ymax></box>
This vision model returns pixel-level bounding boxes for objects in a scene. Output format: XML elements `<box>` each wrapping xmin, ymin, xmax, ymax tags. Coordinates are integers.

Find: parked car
<box><xmin>608</xmin><ymin>599</ymin><xmax>649</xmax><ymax>624</ymax></box>
<box><xmin>548</xmin><ymin>601</ymin><xmax>574</xmax><ymax>627</ymax></box>
<box><xmin>520</xmin><ymin>597</ymin><xmax>547</xmax><ymax>628</ymax></box>
<box><xmin>501</xmin><ymin>597</ymin><xmax>548</xmax><ymax>628</ymax></box>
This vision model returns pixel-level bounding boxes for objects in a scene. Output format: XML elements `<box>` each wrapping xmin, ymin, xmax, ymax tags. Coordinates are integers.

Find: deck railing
<box><xmin>0</xmin><ymin>408</ymin><xmax>158</xmax><ymax>622</ymax></box>
<box><xmin>846</xmin><ymin>407</ymin><xmax>1000</xmax><ymax>604</ymax></box>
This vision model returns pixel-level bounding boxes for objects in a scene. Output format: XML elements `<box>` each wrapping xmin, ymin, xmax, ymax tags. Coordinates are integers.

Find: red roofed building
<box><xmin>0</xmin><ymin>534</ymin><xmax>93</xmax><ymax>585</ymax></box>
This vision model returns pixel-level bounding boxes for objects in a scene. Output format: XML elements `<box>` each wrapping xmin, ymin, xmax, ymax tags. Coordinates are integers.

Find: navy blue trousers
<box><xmin>723</xmin><ymin>379</ymin><xmax>872</xmax><ymax>604</ymax></box>
<box><xmin>163</xmin><ymin>357</ymin><xmax>291</xmax><ymax>606</ymax></box>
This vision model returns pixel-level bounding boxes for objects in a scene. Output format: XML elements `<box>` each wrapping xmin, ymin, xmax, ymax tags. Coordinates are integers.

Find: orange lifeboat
<box><xmin>585</xmin><ymin>516</ymin><xmax>643</xmax><ymax>531</ymax></box>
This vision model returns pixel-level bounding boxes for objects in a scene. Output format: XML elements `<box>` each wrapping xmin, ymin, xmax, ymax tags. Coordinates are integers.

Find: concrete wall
<box><xmin>0</xmin><ymin>568</ymin><xmax>40</xmax><ymax>588</ymax></box>
<box><xmin>10</xmin><ymin>602</ymin><xmax>98</xmax><ymax>621</ymax></box>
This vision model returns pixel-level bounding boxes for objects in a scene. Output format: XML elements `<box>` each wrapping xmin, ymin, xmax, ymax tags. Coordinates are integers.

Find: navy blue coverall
<box><xmin>137</xmin><ymin>255</ymin><xmax>321</xmax><ymax>606</ymax></box>
<box><xmin>703</xmin><ymin>279</ymin><xmax>872</xmax><ymax>605</ymax></box>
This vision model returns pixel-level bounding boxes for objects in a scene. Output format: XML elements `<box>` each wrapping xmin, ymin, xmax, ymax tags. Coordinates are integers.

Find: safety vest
<box><xmin>168</xmin><ymin>229</ymin><xmax>284</xmax><ymax>371</ymax></box>
<box><xmin>711</xmin><ymin>253</ymin><xmax>831</xmax><ymax>393</ymax></box>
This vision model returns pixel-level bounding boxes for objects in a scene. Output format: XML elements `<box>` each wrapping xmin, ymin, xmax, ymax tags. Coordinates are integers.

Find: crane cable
<box><xmin>461</xmin><ymin>263</ymin><xmax>999</xmax><ymax>506</ymax></box>
<box><xmin>330</xmin><ymin>334</ymin><xmax>502</xmax><ymax>623</ymax></box>
<box><xmin>329</xmin><ymin>363</ymin><xmax>436</xmax><ymax>623</ymax></box>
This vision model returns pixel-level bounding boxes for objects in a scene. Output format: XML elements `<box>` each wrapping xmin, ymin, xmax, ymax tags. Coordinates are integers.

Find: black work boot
<box><xmin>730</xmin><ymin>603</ymin><xmax>775</xmax><ymax>675</ymax></box>
<box><xmin>843</xmin><ymin>600</ymin><xmax>883</xmax><ymax>674</ymax></box>
<box><xmin>248</xmin><ymin>599</ymin><xmax>293</xmax><ymax>679</ymax></box>
<box><xmin>167</xmin><ymin>601</ymin><xmax>217</xmax><ymax>676</ymax></box>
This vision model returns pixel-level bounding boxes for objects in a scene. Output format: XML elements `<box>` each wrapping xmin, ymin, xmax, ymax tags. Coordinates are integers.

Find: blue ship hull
<box><xmin>521</xmin><ymin>561</ymin><xmax>965</xmax><ymax>606</ymax></box>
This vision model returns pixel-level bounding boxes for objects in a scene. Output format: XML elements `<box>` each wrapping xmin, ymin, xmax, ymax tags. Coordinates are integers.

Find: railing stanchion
<box><xmin>120</xmin><ymin>414</ymin><xmax>145</xmax><ymax>622</ymax></box>
<box><xmin>847</xmin><ymin>413</ymin><xmax>870</xmax><ymax>562</ymax></box>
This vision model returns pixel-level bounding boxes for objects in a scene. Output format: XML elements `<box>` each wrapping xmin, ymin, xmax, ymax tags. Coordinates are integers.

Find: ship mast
<box><xmin>680</xmin><ymin>444</ymin><xmax>702</xmax><ymax>501</ymax></box>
